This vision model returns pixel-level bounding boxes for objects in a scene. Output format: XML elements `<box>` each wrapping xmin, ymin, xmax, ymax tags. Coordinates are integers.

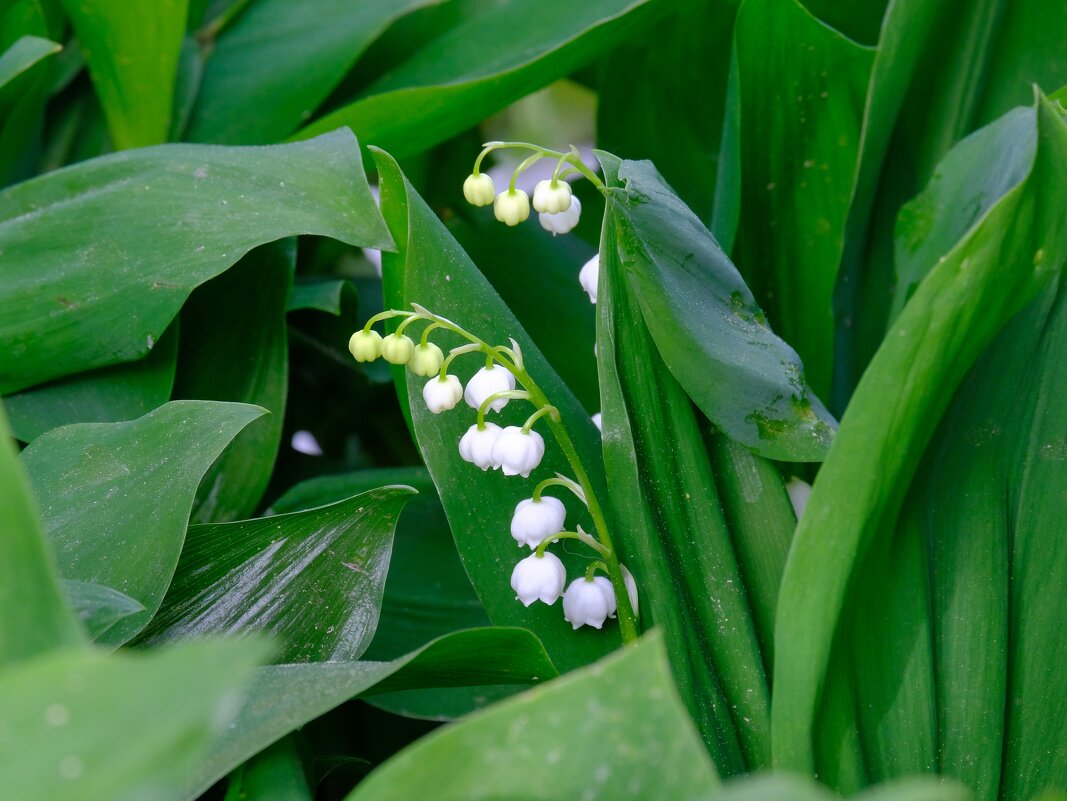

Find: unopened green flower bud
<box><xmin>410</xmin><ymin>342</ymin><xmax>445</xmax><ymax>377</ymax></box>
<box><xmin>494</xmin><ymin>189</ymin><xmax>530</xmax><ymax>227</ymax></box>
<box><xmin>463</xmin><ymin>173</ymin><xmax>496</xmax><ymax>207</ymax></box>
<box><xmin>532</xmin><ymin>179</ymin><xmax>573</xmax><ymax>214</ymax></box>
<box><xmin>380</xmin><ymin>333</ymin><xmax>415</xmax><ymax>365</ymax></box>
<box><xmin>349</xmin><ymin>329</ymin><xmax>382</xmax><ymax>362</ymax></box>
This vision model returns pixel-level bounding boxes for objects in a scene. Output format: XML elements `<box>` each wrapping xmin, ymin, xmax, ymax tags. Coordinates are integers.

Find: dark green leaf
<box><xmin>0</xmin><ymin>129</ymin><xmax>392</xmax><ymax>394</ymax></box>
<box><xmin>373</xmin><ymin>147</ymin><xmax>616</xmax><ymax>672</ymax></box>
<box><xmin>20</xmin><ymin>400</ymin><xmax>265</xmax><ymax>646</ymax></box>
<box><xmin>223</xmin><ymin>736</ymin><xmax>313</xmax><ymax>801</ymax></box>
<box><xmin>728</xmin><ymin>0</ymin><xmax>874</xmax><ymax>399</ymax></box>
<box><xmin>3</xmin><ymin>320</ymin><xmax>178</xmax><ymax>443</ymax></box>
<box><xmin>296</xmin><ymin>0</ymin><xmax>656</xmax><ymax>159</ymax></box>
<box><xmin>138</xmin><ymin>487</ymin><xmax>414</xmax><ymax>663</ymax></box>
<box><xmin>58</xmin><ymin>0</ymin><xmax>188</xmax><ymax>149</ymax></box>
<box><xmin>61</xmin><ymin>579</ymin><xmax>144</xmax><ymax>641</ymax></box>
<box><xmin>771</xmin><ymin>94</ymin><xmax>1067</xmax><ymax>775</ymax></box>
<box><xmin>0</xmin><ymin>638</ymin><xmax>269</xmax><ymax>801</ymax></box>
<box><xmin>181</xmin><ymin>627</ymin><xmax>559</xmax><ymax>800</ymax></box>
<box><xmin>345</xmin><ymin>634</ymin><xmax>718</xmax><ymax>801</ymax></box>
<box><xmin>704</xmin><ymin>774</ymin><xmax>970</xmax><ymax>801</ymax></box>
<box><xmin>188</xmin><ymin>0</ymin><xmax>436</xmax><ymax>144</ymax></box>
<box><xmin>286</xmin><ymin>278</ymin><xmax>351</xmax><ymax>315</ymax></box>
<box><xmin>0</xmin><ymin>403</ymin><xmax>84</xmax><ymax>665</ymax></box>
<box><xmin>602</xmin><ymin>153</ymin><xmax>837</xmax><ymax>461</ymax></box>
<box><xmin>175</xmin><ymin>241</ymin><xmax>293</xmax><ymax>523</ymax></box>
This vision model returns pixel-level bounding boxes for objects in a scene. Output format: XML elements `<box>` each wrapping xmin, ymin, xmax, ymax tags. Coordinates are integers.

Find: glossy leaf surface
<box><xmin>20</xmin><ymin>400</ymin><xmax>264</xmax><ymax>646</ymax></box>
<box><xmin>0</xmin><ymin>129</ymin><xmax>391</xmax><ymax>394</ymax></box>
<box><xmin>61</xmin><ymin>579</ymin><xmax>144</xmax><ymax>642</ymax></box>
<box><xmin>139</xmin><ymin>487</ymin><xmax>414</xmax><ymax>663</ymax></box>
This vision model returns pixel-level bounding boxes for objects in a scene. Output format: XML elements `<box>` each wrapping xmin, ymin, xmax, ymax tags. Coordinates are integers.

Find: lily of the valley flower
<box><xmin>787</xmin><ymin>477</ymin><xmax>813</xmax><ymax>519</ymax></box>
<box><xmin>539</xmin><ymin>195</ymin><xmax>581</xmax><ymax>236</ymax></box>
<box><xmin>579</xmin><ymin>253</ymin><xmax>599</xmax><ymax>303</ymax></box>
<box><xmin>510</xmin><ymin>496</ymin><xmax>566</xmax><ymax>549</ymax></box>
<box><xmin>532</xmin><ymin>179</ymin><xmax>573</xmax><ymax>214</ymax></box>
<box><xmin>492</xmin><ymin>426</ymin><xmax>545</xmax><ymax>478</ymax></box>
<box><xmin>463</xmin><ymin>173</ymin><xmax>495</xmax><ymax>207</ymax></box>
<box><xmin>380</xmin><ymin>333</ymin><xmax>415</xmax><ymax>365</ymax></box>
<box><xmin>563</xmin><ymin>576</ymin><xmax>616</xmax><ymax>630</ymax></box>
<box><xmin>511</xmin><ymin>552</ymin><xmax>567</xmax><ymax>606</ymax></box>
<box><xmin>348</xmin><ymin>330</ymin><xmax>382</xmax><ymax>362</ymax></box>
<box><xmin>423</xmin><ymin>375</ymin><xmax>463</xmax><ymax>414</ymax></box>
<box><xmin>458</xmin><ymin>422</ymin><xmax>503</xmax><ymax>470</ymax></box>
<box><xmin>494</xmin><ymin>188</ymin><xmax>531</xmax><ymax>226</ymax></box>
<box><xmin>409</xmin><ymin>342</ymin><xmax>445</xmax><ymax>377</ymax></box>
<box><xmin>621</xmin><ymin>565</ymin><xmax>639</xmax><ymax>616</ymax></box>
<box><xmin>591</xmin><ymin>412</ymin><xmax>602</xmax><ymax>432</ymax></box>
<box><xmin>464</xmin><ymin>364</ymin><xmax>516</xmax><ymax>412</ymax></box>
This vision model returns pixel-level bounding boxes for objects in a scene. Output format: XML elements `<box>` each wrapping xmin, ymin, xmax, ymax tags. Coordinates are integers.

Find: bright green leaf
<box><xmin>20</xmin><ymin>400</ymin><xmax>265</xmax><ymax>646</ymax></box>
<box><xmin>345</xmin><ymin>633</ymin><xmax>718</xmax><ymax>801</ymax></box>
<box><xmin>0</xmin><ymin>129</ymin><xmax>392</xmax><ymax>394</ymax></box>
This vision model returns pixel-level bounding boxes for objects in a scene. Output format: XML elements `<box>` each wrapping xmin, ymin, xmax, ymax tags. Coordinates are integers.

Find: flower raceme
<box><xmin>348</xmin><ymin>293</ymin><xmax>637</xmax><ymax>638</ymax></box>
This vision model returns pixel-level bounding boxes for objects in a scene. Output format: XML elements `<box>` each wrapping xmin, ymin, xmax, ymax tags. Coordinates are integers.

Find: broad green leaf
<box><xmin>771</xmin><ymin>94</ymin><xmax>1067</xmax><ymax>774</ymax></box>
<box><xmin>346</xmin><ymin>634</ymin><xmax>718</xmax><ymax>801</ymax></box>
<box><xmin>269</xmin><ymin>468</ymin><xmax>503</xmax><ymax>720</ymax></box>
<box><xmin>223</xmin><ymin>736</ymin><xmax>312</xmax><ymax>801</ymax></box>
<box><xmin>3</xmin><ymin>321</ymin><xmax>178</xmax><ymax>443</ymax></box>
<box><xmin>729</xmin><ymin>0</ymin><xmax>874</xmax><ymax>399</ymax></box>
<box><xmin>175</xmin><ymin>241</ymin><xmax>293</xmax><ymax>523</ymax></box>
<box><xmin>0</xmin><ymin>403</ymin><xmax>83</xmax><ymax>665</ymax></box>
<box><xmin>61</xmin><ymin>579</ymin><xmax>144</xmax><ymax>641</ymax></box>
<box><xmin>601</xmin><ymin>153</ymin><xmax>836</xmax><ymax>461</ymax></box>
<box><xmin>0</xmin><ymin>129</ymin><xmax>392</xmax><ymax>395</ymax></box>
<box><xmin>182</xmin><ymin>627</ymin><xmax>559</xmax><ymax>800</ymax></box>
<box><xmin>0</xmin><ymin>639</ymin><xmax>268</xmax><ymax>801</ymax></box>
<box><xmin>705</xmin><ymin>774</ymin><xmax>970</xmax><ymax>801</ymax></box>
<box><xmin>188</xmin><ymin>0</ymin><xmax>437</xmax><ymax>144</ymax></box>
<box><xmin>138</xmin><ymin>487</ymin><xmax>414</xmax><ymax>663</ymax></box>
<box><xmin>58</xmin><ymin>0</ymin><xmax>187</xmax><ymax>149</ymax></box>
<box><xmin>596</xmin><ymin>201</ymin><xmax>768</xmax><ymax>775</ymax></box>
<box><xmin>20</xmin><ymin>400</ymin><xmax>265</xmax><ymax>646</ymax></box>
<box><xmin>0</xmin><ymin>34</ymin><xmax>58</xmax><ymax>89</ymax></box>
<box><xmin>296</xmin><ymin>0</ymin><xmax>655</xmax><ymax>159</ymax></box>
<box><xmin>597</xmin><ymin>0</ymin><xmax>737</xmax><ymax>223</ymax></box>
<box><xmin>372</xmin><ymin>147</ymin><xmax>615</xmax><ymax>672</ymax></box>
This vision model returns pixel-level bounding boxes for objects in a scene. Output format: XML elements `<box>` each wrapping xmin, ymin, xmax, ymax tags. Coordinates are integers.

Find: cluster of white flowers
<box><xmin>349</xmin><ymin>304</ymin><xmax>639</xmax><ymax>632</ymax></box>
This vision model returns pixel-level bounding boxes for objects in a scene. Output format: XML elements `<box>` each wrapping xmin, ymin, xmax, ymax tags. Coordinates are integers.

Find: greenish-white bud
<box><xmin>532</xmin><ymin>179</ymin><xmax>573</xmax><ymax>214</ymax></box>
<box><xmin>380</xmin><ymin>333</ymin><xmax>415</xmax><ymax>365</ymax></box>
<box><xmin>463</xmin><ymin>173</ymin><xmax>496</xmax><ymax>207</ymax></box>
<box><xmin>409</xmin><ymin>342</ymin><xmax>445</xmax><ymax>377</ymax></box>
<box><xmin>348</xmin><ymin>329</ymin><xmax>382</xmax><ymax>362</ymax></box>
<box><xmin>494</xmin><ymin>188</ymin><xmax>530</xmax><ymax>227</ymax></box>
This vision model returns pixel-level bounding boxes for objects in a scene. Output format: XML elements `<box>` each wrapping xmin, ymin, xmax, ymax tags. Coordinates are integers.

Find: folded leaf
<box><xmin>61</xmin><ymin>579</ymin><xmax>144</xmax><ymax>641</ymax></box>
<box><xmin>0</xmin><ymin>34</ymin><xmax>59</xmax><ymax>90</ymax></box>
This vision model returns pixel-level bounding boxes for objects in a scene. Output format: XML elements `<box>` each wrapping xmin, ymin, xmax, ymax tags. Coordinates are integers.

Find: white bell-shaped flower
<box><xmin>458</xmin><ymin>422</ymin><xmax>503</xmax><ymax>470</ymax></box>
<box><xmin>510</xmin><ymin>552</ymin><xmax>567</xmax><ymax>606</ymax></box>
<box><xmin>621</xmin><ymin>565</ymin><xmax>639</xmax><ymax>616</ymax></box>
<box><xmin>539</xmin><ymin>195</ymin><xmax>581</xmax><ymax>236</ymax></box>
<box><xmin>492</xmin><ymin>426</ymin><xmax>545</xmax><ymax>478</ymax></box>
<box><xmin>579</xmin><ymin>253</ymin><xmax>599</xmax><ymax>303</ymax></box>
<box><xmin>348</xmin><ymin>330</ymin><xmax>382</xmax><ymax>362</ymax></box>
<box><xmin>409</xmin><ymin>342</ymin><xmax>444</xmax><ymax>377</ymax></box>
<box><xmin>532</xmin><ymin>179</ymin><xmax>573</xmax><ymax>214</ymax></box>
<box><xmin>380</xmin><ymin>333</ymin><xmax>415</xmax><ymax>365</ymax></box>
<box><xmin>787</xmin><ymin>477</ymin><xmax>812</xmax><ymax>519</ymax></box>
<box><xmin>463</xmin><ymin>173</ymin><xmax>495</xmax><ymax>207</ymax></box>
<box><xmin>494</xmin><ymin>188</ymin><xmax>530</xmax><ymax>226</ymax></box>
<box><xmin>423</xmin><ymin>375</ymin><xmax>463</xmax><ymax>414</ymax></box>
<box><xmin>463</xmin><ymin>364</ymin><xmax>516</xmax><ymax>412</ymax></box>
<box><xmin>510</xmin><ymin>496</ymin><xmax>566</xmax><ymax>549</ymax></box>
<box><xmin>563</xmin><ymin>576</ymin><xmax>616</xmax><ymax>630</ymax></box>
<box><xmin>591</xmin><ymin>412</ymin><xmax>602</xmax><ymax>432</ymax></box>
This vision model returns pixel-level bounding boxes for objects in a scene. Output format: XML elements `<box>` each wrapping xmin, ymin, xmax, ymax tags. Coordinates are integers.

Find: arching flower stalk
<box><xmin>349</xmin><ymin>303</ymin><xmax>638</xmax><ymax>643</ymax></box>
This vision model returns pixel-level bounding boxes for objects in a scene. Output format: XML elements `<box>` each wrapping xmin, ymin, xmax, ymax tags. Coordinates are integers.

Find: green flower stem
<box><xmin>584</xmin><ymin>560</ymin><xmax>609</xmax><ymax>581</ymax></box>
<box><xmin>535</xmin><ymin>530</ymin><xmax>607</xmax><ymax>558</ymax></box>
<box><xmin>521</xmin><ymin>404</ymin><xmax>559</xmax><ymax>434</ymax></box>
<box><xmin>476</xmin><ymin>390</ymin><xmax>530</xmax><ymax>428</ymax></box>
<box><xmin>405</xmin><ymin>303</ymin><xmax>638</xmax><ymax>643</ymax></box>
<box><xmin>476</xmin><ymin>141</ymin><xmax>607</xmax><ymax>194</ymax></box>
<box><xmin>440</xmin><ymin>343</ymin><xmax>482</xmax><ymax>378</ymax></box>
<box><xmin>419</xmin><ymin>321</ymin><xmax>444</xmax><ymax>345</ymax></box>
<box><xmin>509</xmin><ymin>152</ymin><xmax>543</xmax><ymax>193</ymax></box>
<box><xmin>362</xmin><ymin>308</ymin><xmax>414</xmax><ymax>333</ymax></box>
<box><xmin>532</xmin><ymin>475</ymin><xmax>586</xmax><ymax>505</ymax></box>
